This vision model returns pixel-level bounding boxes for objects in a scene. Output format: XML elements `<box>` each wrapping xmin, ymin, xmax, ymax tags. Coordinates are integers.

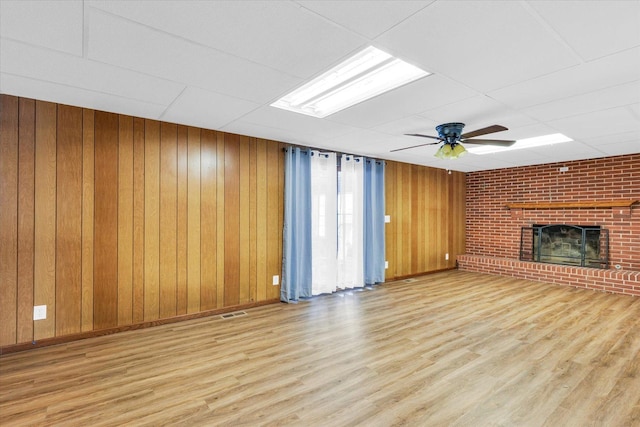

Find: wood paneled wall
<box><xmin>0</xmin><ymin>95</ymin><xmax>284</xmax><ymax>347</ymax></box>
<box><xmin>0</xmin><ymin>94</ymin><xmax>464</xmax><ymax>348</ymax></box>
<box><xmin>385</xmin><ymin>162</ymin><xmax>466</xmax><ymax>279</ymax></box>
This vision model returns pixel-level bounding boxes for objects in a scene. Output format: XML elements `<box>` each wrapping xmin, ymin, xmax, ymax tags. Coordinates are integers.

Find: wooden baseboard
<box><xmin>0</xmin><ymin>299</ymin><xmax>280</xmax><ymax>355</ymax></box>
<box><xmin>386</xmin><ymin>267</ymin><xmax>457</xmax><ymax>282</ymax></box>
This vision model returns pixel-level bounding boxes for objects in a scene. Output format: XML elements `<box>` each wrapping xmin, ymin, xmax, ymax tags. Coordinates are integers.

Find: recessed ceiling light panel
<box><xmin>467</xmin><ymin>133</ymin><xmax>573</xmax><ymax>155</ymax></box>
<box><xmin>271</xmin><ymin>46</ymin><xmax>430</xmax><ymax>118</ymax></box>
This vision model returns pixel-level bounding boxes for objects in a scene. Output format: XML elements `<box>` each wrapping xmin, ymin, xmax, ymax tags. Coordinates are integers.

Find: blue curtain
<box><xmin>281</xmin><ymin>147</ymin><xmax>313</xmax><ymax>302</ymax></box>
<box><xmin>363</xmin><ymin>159</ymin><xmax>385</xmax><ymax>285</ymax></box>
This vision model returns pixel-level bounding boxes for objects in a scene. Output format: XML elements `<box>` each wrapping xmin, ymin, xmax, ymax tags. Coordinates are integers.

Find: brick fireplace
<box><xmin>458</xmin><ymin>154</ymin><xmax>640</xmax><ymax>296</ymax></box>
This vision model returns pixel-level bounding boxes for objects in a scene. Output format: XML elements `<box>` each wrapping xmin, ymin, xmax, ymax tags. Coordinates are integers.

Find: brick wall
<box><xmin>461</xmin><ymin>154</ymin><xmax>640</xmax><ymax>296</ymax></box>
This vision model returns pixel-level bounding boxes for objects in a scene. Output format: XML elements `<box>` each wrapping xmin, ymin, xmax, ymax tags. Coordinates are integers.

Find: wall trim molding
<box><xmin>0</xmin><ymin>299</ymin><xmax>280</xmax><ymax>355</ymax></box>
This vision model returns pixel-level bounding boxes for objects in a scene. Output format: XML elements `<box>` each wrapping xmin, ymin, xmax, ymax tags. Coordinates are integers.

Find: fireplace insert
<box><xmin>520</xmin><ymin>224</ymin><xmax>609</xmax><ymax>268</ymax></box>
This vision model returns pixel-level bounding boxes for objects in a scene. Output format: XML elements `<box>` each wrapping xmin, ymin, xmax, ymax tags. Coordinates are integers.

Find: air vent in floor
<box><xmin>220</xmin><ymin>311</ymin><xmax>247</xmax><ymax>319</ymax></box>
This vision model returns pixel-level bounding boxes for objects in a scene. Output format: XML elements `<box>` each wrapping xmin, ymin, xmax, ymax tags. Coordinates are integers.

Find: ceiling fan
<box><xmin>392</xmin><ymin>122</ymin><xmax>516</xmax><ymax>158</ymax></box>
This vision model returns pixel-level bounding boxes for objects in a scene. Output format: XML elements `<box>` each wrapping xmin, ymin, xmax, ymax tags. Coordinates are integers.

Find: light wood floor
<box><xmin>1</xmin><ymin>271</ymin><xmax>640</xmax><ymax>426</ymax></box>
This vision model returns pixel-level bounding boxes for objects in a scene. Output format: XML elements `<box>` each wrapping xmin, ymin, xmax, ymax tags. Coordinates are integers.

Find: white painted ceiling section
<box><xmin>1</xmin><ymin>0</ymin><xmax>638</xmax><ymax>172</ymax></box>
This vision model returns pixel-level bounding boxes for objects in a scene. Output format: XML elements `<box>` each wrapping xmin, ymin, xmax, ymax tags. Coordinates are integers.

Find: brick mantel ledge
<box><xmin>457</xmin><ymin>255</ymin><xmax>640</xmax><ymax>297</ymax></box>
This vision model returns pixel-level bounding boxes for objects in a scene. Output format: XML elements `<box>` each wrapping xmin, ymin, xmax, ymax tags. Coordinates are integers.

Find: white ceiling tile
<box><xmin>523</xmin><ymin>81</ymin><xmax>640</xmax><ymax>122</ymax></box>
<box><xmin>582</xmin><ymin>131</ymin><xmax>639</xmax><ymax>147</ymax></box>
<box><xmin>0</xmin><ymin>0</ymin><xmax>83</xmax><ymax>56</ymax></box>
<box><xmin>548</xmin><ymin>106</ymin><xmax>640</xmax><ymax>140</ymax></box>
<box><xmin>297</xmin><ymin>1</ymin><xmax>432</xmax><ymax>39</ymax></box>
<box><xmin>234</xmin><ymin>106</ymin><xmax>357</xmax><ymax>141</ymax></box>
<box><xmin>590</xmin><ymin>140</ymin><xmax>640</xmax><ymax>157</ymax></box>
<box><xmin>473</xmin><ymin>149</ymin><xmax>548</xmax><ymax>165</ymax></box>
<box><xmin>417</xmin><ymin>95</ymin><xmax>537</xmax><ymax>131</ymax></box>
<box><xmin>88</xmin><ymin>0</ymin><xmax>366</xmax><ymax>79</ymax></box>
<box><xmin>372</xmin><ymin>115</ymin><xmax>440</xmax><ymax>137</ymax></box>
<box><xmin>327</xmin><ymin>75</ymin><xmax>477</xmax><ymax>129</ymax></box>
<box><xmin>321</xmin><ymin>129</ymin><xmax>411</xmax><ymax>156</ymax></box>
<box><xmin>0</xmin><ymin>39</ymin><xmax>184</xmax><ymax>106</ymax></box>
<box><xmin>527</xmin><ymin>0</ymin><xmax>640</xmax><ymax>61</ymax></box>
<box><xmin>86</xmin><ymin>7</ymin><xmax>303</xmax><ymax>104</ymax></box>
<box><xmin>489</xmin><ymin>47</ymin><xmax>640</xmax><ymax>109</ymax></box>
<box><xmin>0</xmin><ymin>73</ymin><xmax>168</xmax><ymax>119</ymax></box>
<box><xmin>160</xmin><ymin>87</ymin><xmax>260</xmax><ymax>131</ymax></box>
<box><xmin>522</xmin><ymin>140</ymin><xmax>603</xmax><ymax>159</ymax></box>
<box><xmin>220</xmin><ymin>121</ymin><xmax>303</xmax><ymax>145</ymax></box>
<box><xmin>376</xmin><ymin>0</ymin><xmax>579</xmax><ymax>92</ymax></box>
<box><xmin>431</xmin><ymin>156</ymin><xmax>518</xmax><ymax>173</ymax></box>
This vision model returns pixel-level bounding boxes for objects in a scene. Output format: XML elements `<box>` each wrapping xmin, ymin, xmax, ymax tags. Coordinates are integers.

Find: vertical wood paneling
<box><xmin>410</xmin><ymin>165</ymin><xmax>421</xmax><ymax>274</ymax></box>
<box><xmin>0</xmin><ymin>95</ymin><xmax>19</xmax><ymax>345</ymax></box>
<box><xmin>81</xmin><ymin>109</ymin><xmax>95</xmax><ymax>332</ymax></box>
<box><xmin>395</xmin><ymin>163</ymin><xmax>405</xmax><ymax>276</ymax></box>
<box><xmin>144</xmin><ymin>120</ymin><xmax>160</xmax><ymax>321</ymax></box>
<box><xmin>401</xmin><ymin>164</ymin><xmax>413</xmax><ymax>276</ymax></box>
<box><xmin>33</xmin><ymin>100</ymin><xmax>57</xmax><ymax>340</ymax></box>
<box><xmin>382</xmin><ymin>160</ymin><xmax>465</xmax><ymax>280</ymax></box>
<box><xmin>216</xmin><ymin>133</ymin><xmax>225</xmax><ymax>308</ymax></box>
<box><xmin>266</xmin><ymin>141</ymin><xmax>280</xmax><ymax>300</ymax></box>
<box><xmin>17</xmin><ymin>98</ymin><xmax>35</xmax><ymax>343</ymax></box>
<box><xmin>176</xmin><ymin>126</ymin><xmax>188</xmax><ymax>315</ymax></box>
<box><xmin>256</xmin><ymin>139</ymin><xmax>267</xmax><ymax>302</ymax></box>
<box><xmin>239</xmin><ymin>136</ymin><xmax>250</xmax><ymax>304</ymax></box>
<box><xmin>425</xmin><ymin>168</ymin><xmax>437</xmax><ymax>269</ymax></box>
<box><xmin>249</xmin><ymin>138</ymin><xmax>258</xmax><ymax>303</ymax></box>
<box><xmin>56</xmin><ymin>105</ymin><xmax>83</xmax><ymax>336</ymax></box>
<box><xmin>277</xmin><ymin>142</ymin><xmax>284</xmax><ymax>297</ymax></box>
<box><xmin>224</xmin><ymin>134</ymin><xmax>240</xmax><ymax>307</ymax></box>
<box><xmin>132</xmin><ymin>118</ymin><xmax>145</xmax><ymax>323</ymax></box>
<box><xmin>118</xmin><ymin>116</ymin><xmax>134</xmax><ymax>325</ymax></box>
<box><xmin>159</xmin><ymin>122</ymin><xmax>177</xmax><ymax>319</ymax></box>
<box><xmin>436</xmin><ymin>170</ymin><xmax>446</xmax><ymax>270</ymax></box>
<box><xmin>94</xmin><ymin>111</ymin><xmax>119</xmax><ymax>330</ymax></box>
<box><xmin>384</xmin><ymin>161</ymin><xmax>397</xmax><ymax>280</ymax></box>
<box><xmin>187</xmin><ymin>127</ymin><xmax>201</xmax><ymax>313</ymax></box>
<box><xmin>200</xmin><ymin>129</ymin><xmax>217</xmax><ymax>310</ymax></box>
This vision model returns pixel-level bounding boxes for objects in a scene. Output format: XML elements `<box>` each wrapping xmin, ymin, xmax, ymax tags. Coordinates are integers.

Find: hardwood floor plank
<box><xmin>1</xmin><ymin>271</ymin><xmax>639</xmax><ymax>426</ymax></box>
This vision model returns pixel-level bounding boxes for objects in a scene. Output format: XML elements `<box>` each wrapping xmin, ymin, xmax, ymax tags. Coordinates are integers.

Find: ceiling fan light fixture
<box><xmin>452</xmin><ymin>143</ymin><xmax>467</xmax><ymax>158</ymax></box>
<box><xmin>434</xmin><ymin>142</ymin><xmax>466</xmax><ymax>159</ymax></box>
<box><xmin>271</xmin><ymin>46</ymin><xmax>430</xmax><ymax>118</ymax></box>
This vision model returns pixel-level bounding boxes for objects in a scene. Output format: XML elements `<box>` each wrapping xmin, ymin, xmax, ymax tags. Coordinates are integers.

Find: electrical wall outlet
<box><xmin>34</xmin><ymin>305</ymin><xmax>47</xmax><ymax>321</ymax></box>
<box><xmin>445</xmin><ymin>253</ymin><xmax>449</xmax><ymax>261</ymax></box>
<box><xmin>384</xmin><ymin>215</ymin><xmax>391</xmax><ymax>223</ymax></box>
<box><xmin>272</xmin><ymin>275</ymin><xmax>279</xmax><ymax>285</ymax></box>
<box><xmin>385</xmin><ymin>261</ymin><xmax>389</xmax><ymax>269</ymax></box>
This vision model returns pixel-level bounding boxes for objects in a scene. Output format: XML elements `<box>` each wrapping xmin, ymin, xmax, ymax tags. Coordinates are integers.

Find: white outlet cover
<box><xmin>384</xmin><ymin>215</ymin><xmax>391</xmax><ymax>223</ymax></box>
<box><xmin>33</xmin><ymin>305</ymin><xmax>47</xmax><ymax>320</ymax></box>
<box><xmin>385</xmin><ymin>261</ymin><xmax>389</xmax><ymax>269</ymax></box>
<box><xmin>272</xmin><ymin>275</ymin><xmax>279</xmax><ymax>285</ymax></box>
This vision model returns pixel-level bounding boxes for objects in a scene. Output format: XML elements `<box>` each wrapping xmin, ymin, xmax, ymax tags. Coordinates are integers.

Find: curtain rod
<box><xmin>282</xmin><ymin>145</ymin><xmax>387</xmax><ymax>164</ymax></box>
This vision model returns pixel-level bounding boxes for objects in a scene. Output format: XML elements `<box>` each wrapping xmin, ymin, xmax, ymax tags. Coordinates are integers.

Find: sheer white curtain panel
<box><xmin>337</xmin><ymin>155</ymin><xmax>364</xmax><ymax>289</ymax></box>
<box><xmin>310</xmin><ymin>151</ymin><xmax>338</xmax><ymax>295</ymax></box>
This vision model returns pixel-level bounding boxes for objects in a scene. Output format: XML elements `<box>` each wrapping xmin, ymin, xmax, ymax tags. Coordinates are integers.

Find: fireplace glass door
<box><xmin>520</xmin><ymin>225</ymin><xmax>609</xmax><ymax>268</ymax></box>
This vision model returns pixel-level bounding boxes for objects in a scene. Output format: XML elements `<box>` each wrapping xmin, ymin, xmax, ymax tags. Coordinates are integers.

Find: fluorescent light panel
<box><xmin>466</xmin><ymin>133</ymin><xmax>573</xmax><ymax>155</ymax></box>
<box><xmin>271</xmin><ymin>46</ymin><xmax>430</xmax><ymax>118</ymax></box>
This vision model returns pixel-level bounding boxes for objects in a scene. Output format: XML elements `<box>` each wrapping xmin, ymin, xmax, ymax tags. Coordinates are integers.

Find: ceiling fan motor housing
<box><xmin>436</xmin><ymin>122</ymin><xmax>465</xmax><ymax>145</ymax></box>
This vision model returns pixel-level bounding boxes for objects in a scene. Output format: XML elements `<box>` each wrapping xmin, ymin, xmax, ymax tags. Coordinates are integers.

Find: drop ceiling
<box><xmin>1</xmin><ymin>0</ymin><xmax>638</xmax><ymax>172</ymax></box>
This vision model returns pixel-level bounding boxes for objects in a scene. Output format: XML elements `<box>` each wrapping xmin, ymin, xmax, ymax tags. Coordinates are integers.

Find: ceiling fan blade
<box><xmin>461</xmin><ymin>125</ymin><xmax>508</xmax><ymax>139</ymax></box>
<box><xmin>461</xmin><ymin>138</ymin><xmax>516</xmax><ymax>147</ymax></box>
<box><xmin>404</xmin><ymin>133</ymin><xmax>442</xmax><ymax>140</ymax></box>
<box><xmin>391</xmin><ymin>141</ymin><xmax>441</xmax><ymax>152</ymax></box>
